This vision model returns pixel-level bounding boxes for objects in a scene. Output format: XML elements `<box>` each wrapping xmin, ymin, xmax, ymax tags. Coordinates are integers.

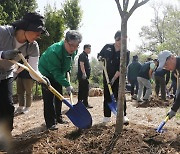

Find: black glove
<box><xmin>1</xmin><ymin>49</ymin><xmax>19</xmax><ymax>60</ymax></box>
<box><xmin>167</xmin><ymin>109</ymin><xmax>176</xmax><ymax>119</ymax></box>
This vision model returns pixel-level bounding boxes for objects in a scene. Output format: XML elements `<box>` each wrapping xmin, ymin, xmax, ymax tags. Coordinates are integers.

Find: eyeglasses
<box><xmin>67</xmin><ymin>42</ymin><xmax>79</xmax><ymax>49</ymax></box>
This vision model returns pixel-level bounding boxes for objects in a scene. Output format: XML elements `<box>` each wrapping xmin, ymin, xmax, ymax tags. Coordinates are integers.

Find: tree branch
<box><xmin>128</xmin><ymin>0</ymin><xmax>150</xmax><ymax>19</ymax></box>
<box><xmin>115</xmin><ymin>0</ymin><xmax>123</xmax><ymax>17</ymax></box>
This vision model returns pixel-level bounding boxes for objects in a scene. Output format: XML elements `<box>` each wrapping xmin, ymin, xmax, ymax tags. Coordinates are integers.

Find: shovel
<box><xmin>10</xmin><ymin>54</ymin><xmax>92</xmax><ymax>129</ymax></box>
<box><xmin>101</xmin><ymin>59</ymin><xmax>117</xmax><ymax>115</ymax></box>
<box><xmin>156</xmin><ymin>116</ymin><xmax>169</xmax><ymax>133</ymax></box>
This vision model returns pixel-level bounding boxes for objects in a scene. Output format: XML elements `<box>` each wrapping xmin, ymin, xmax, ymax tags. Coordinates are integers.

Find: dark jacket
<box><xmin>98</xmin><ymin>43</ymin><xmax>130</xmax><ymax>79</ymax></box>
<box><xmin>127</xmin><ymin>60</ymin><xmax>142</xmax><ymax>81</ymax></box>
<box><xmin>77</xmin><ymin>51</ymin><xmax>91</xmax><ymax>79</ymax></box>
<box><xmin>171</xmin><ymin>57</ymin><xmax>180</xmax><ymax>112</ymax></box>
<box><xmin>138</xmin><ymin>62</ymin><xmax>151</xmax><ymax>80</ymax></box>
<box><xmin>154</xmin><ymin>69</ymin><xmax>170</xmax><ymax>85</ymax></box>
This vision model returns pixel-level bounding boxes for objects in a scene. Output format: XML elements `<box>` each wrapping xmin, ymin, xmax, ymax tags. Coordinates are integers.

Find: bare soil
<box><xmin>2</xmin><ymin>94</ymin><xmax>180</xmax><ymax>154</ymax></box>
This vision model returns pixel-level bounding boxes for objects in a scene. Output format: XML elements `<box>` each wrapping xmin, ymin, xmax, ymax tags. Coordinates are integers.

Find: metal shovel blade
<box><xmin>108</xmin><ymin>95</ymin><xmax>117</xmax><ymax>116</ymax></box>
<box><xmin>156</xmin><ymin>116</ymin><xmax>169</xmax><ymax>133</ymax></box>
<box><xmin>65</xmin><ymin>101</ymin><xmax>92</xmax><ymax>129</ymax></box>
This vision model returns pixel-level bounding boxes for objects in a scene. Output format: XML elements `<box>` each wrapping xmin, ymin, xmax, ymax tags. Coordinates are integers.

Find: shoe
<box><xmin>138</xmin><ymin>102</ymin><xmax>148</xmax><ymax>107</ymax></box>
<box><xmin>132</xmin><ymin>95</ymin><xmax>137</xmax><ymax>100</ymax></box>
<box><xmin>102</xmin><ymin>117</ymin><xmax>111</xmax><ymax>123</ymax></box>
<box><xmin>137</xmin><ymin>99</ymin><xmax>143</xmax><ymax>103</ymax></box>
<box><xmin>123</xmin><ymin>116</ymin><xmax>129</xmax><ymax>125</ymax></box>
<box><xmin>14</xmin><ymin>106</ymin><xmax>24</xmax><ymax>114</ymax></box>
<box><xmin>57</xmin><ymin>118</ymin><xmax>68</xmax><ymax>124</ymax></box>
<box><xmin>143</xmin><ymin>99</ymin><xmax>149</xmax><ymax>102</ymax></box>
<box><xmin>48</xmin><ymin>125</ymin><xmax>58</xmax><ymax>131</ymax></box>
<box><xmin>86</xmin><ymin>105</ymin><xmax>93</xmax><ymax>109</ymax></box>
<box><xmin>23</xmin><ymin>107</ymin><xmax>30</xmax><ymax>114</ymax></box>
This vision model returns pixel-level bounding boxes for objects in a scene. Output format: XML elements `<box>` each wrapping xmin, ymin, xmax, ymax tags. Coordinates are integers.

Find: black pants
<box><xmin>78</xmin><ymin>78</ymin><xmax>89</xmax><ymax>107</ymax></box>
<box><xmin>42</xmin><ymin>79</ymin><xmax>62</xmax><ymax>128</ymax></box>
<box><xmin>103</xmin><ymin>79</ymin><xmax>127</xmax><ymax>117</ymax></box>
<box><xmin>169</xmin><ymin>80</ymin><xmax>177</xmax><ymax>95</ymax></box>
<box><xmin>129</xmin><ymin>79</ymin><xmax>139</xmax><ymax>96</ymax></box>
<box><xmin>155</xmin><ymin>76</ymin><xmax>166</xmax><ymax>100</ymax></box>
<box><xmin>0</xmin><ymin>78</ymin><xmax>14</xmax><ymax>132</ymax></box>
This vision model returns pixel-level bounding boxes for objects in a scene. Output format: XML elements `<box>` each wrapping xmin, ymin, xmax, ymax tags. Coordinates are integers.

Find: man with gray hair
<box><xmin>38</xmin><ymin>30</ymin><xmax>82</xmax><ymax>130</ymax></box>
<box><xmin>157</xmin><ymin>50</ymin><xmax>180</xmax><ymax>119</ymax></box>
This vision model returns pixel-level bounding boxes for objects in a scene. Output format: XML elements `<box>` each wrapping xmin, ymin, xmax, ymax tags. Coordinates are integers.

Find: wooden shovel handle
<box><xmin>17</xmin><ymin>53</ymin><xmax>73</xmax><ymax>108</ymax></box>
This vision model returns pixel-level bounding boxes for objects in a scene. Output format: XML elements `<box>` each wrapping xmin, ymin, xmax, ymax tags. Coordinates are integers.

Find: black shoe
<box><xmin>47</xmin><ymin>125</ymin><xmax>58</xmax><ymax>131</ymax></box>
<box><xmin>143</xmin><ymin>99</ymin><xmax>149</xmax><ymax>102</ymax></box>
<box><xmin>86</xmin><ymin>105</ymin><xmax>93</xmax><ymax>109</ymax></box>
<box><xmin>57</xmin><ymin>118</ymin><xmax>68</xmax><ymax>124</ymax></box>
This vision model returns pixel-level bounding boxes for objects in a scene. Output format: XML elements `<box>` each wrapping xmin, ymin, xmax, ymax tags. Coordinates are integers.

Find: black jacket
<box><xmin>171</xmin><ymin>57</ymin><xmax>180</xmax><ymax>112</ymax></box>
<box><xmin>98</xmin><ymin>43</ymin><xmax>130</xmax><ymax>79</ymax></box>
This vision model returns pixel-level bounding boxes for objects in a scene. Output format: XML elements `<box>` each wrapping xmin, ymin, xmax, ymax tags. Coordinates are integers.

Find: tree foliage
<box><xmin>62</xmin><ymin>0</ymin><xmax>82</xmax><ymax>30</ymax></box>
<box><xmin>138</xmin><ymin>3</ymin><xmax>180</xmax><ymax>55</ymax></box>
<box><xmin>38</xmin><ymin>5</ymin><xmax>65</xmax><ymax>53</ymax></box>
<box><xmin>0</xmin><ymin>0</ymin><xmax>37</xmax><ymax>24</ymax></box>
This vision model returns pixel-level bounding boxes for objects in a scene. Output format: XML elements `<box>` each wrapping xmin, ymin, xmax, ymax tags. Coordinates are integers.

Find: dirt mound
<box><xmin>1</xmin><ymin>95</ymin><xmax>180</xmax><ymax>153</ymax></box>
<box><xmin>6</xmin><ymin>123</ymin><xmax>180</xmax><ymax>154</ymax></box>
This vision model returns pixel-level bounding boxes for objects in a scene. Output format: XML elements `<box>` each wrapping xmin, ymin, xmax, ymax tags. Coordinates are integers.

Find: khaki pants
<box><xmin>16</xmin><ymin>78</ymin><xmax>34</xmax><ymax>107</ymax></box>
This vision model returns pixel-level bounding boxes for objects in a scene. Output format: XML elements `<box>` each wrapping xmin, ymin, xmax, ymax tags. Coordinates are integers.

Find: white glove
<box><xmin>82</xmin><ymin>73</ymin><xmax>87</xmax><ymax>79</ymax></box>
<box><xmin>66</xmin><ymin>86</ymin><xmax>74</xmax><ymax>95</ymax></box>
<box><xmin>97</xmin><ymin>56</ymin><xmax>104</xmax><ymax>61</ymax></box>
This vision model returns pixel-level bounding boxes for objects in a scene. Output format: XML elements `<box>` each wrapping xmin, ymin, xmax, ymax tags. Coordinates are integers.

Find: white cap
<box><xmin>157</xmin><ymin>50</ymin><xmax>172</xmax><ymax>70</ymax></box>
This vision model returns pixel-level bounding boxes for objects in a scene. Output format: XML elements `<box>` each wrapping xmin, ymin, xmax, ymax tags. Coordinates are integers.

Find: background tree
<box><xmin>37</xmin><ymin>5</ymin><xmax>65</xmax><ymax>53</ymax></box>
<box><xmin>62</xmin><ymin>0</ymin><xmax>83</xmax><ymax>30</ymax></box>
<box><xmin>0</xmin><ymin>0</ymin><xmax>37</xmax><ymax>24</ymax></box>
<box><xmin>114</xmin><ymin>0</ymin><xmax>150</xmax><ymax>134</ymax></box>
<box><xmin>138</xmin><ymin>3</ymin><xmax>180</xmax><ymax>55</ymax></box>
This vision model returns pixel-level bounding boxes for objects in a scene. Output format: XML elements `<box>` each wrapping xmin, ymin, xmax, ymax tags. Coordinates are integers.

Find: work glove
<box><xmin>167</xmin><ymin>109</ymin><xmax>176</xmax><ymax>119</ymax></box>
<box><xmin>82</xmin><ymin>73</ymin><xmax>87</xmax><ymax>79</ymax></box>
<box><xmin>97</xmin><ymin>56</ymin><xmax>104</xmax><ymax>62</ymax></box>
<box><xmin>66</xmin><ymin>86</ymin><xmax>74</xmax><ymax>95</ymax></box>
<box><xmin>1</xmin><ymin>49</ymin><xmax>19</xmax><ymax>60</ymax></box>
<box><xmin>150</xmin><ymin>79</ymin><xmax>154</xmax><ymax>84</ymax></box>
<box><xmin>110</xmin><ymin>77</ymin><xmax>116</xmax><ymax>86</ymax></box>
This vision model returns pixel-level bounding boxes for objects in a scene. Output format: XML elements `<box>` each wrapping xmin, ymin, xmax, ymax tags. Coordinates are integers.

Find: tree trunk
<box><xmin>115</xmin><ymin>18</ymin><xmax>128</xmax><ymax>134</ymax></box>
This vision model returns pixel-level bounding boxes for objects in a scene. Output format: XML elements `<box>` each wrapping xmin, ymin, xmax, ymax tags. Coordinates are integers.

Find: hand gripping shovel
<box><xmin>101</xmin><ymin>59</ymin><xmax>117</xmax><ymax>115</ymax></box>
<box><xmin>156</xmin><ymin>116</ymin><xmax>169</xmax><ymax>133</ymax></box>
<box><xmin>67</xmin><ymin>72</ymin><xmax>74</xmax><ymax>105</ymax></box>
<box><xmin>11</xmin><ymin>53</ymin><xmax>92</xmax><ymax>129</ymax></box>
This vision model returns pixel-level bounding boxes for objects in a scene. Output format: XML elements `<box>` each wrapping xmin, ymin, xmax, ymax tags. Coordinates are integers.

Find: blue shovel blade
<box><xmin>65</xmin><ymin>101</ymin><xmax>92</xmax><ymax>129</ymax></box>
<box><xmin>108</xmin><ymin>101</ymin><xmax>117</xmax><ymax>116</ymax></box>
<box><xmin>108</xmin><ymin>95</ymin><xmax>117</xmax><ymax>115</ymax></box>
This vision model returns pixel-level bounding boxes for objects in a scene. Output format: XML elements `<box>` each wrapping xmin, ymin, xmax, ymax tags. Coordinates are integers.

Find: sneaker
<box><xmin>123</xmin><ymin>116</ymin><xmax>129</xmax><ymax>125</ymax></box>
<box><xmin>138</xmin><ymin>102</ymin><xmax>149</xmax><ymax>107</ymax></box>
<box><xmin>143</xmin><ymin>99</ymin><xmax>149</xmax><ymax>102</ymax></box>
<box><xmin>86</xmin><ymin>105</ymin><xmax>93</xmax><ymax>109</ymax></box>
<box><xmin>48</xmin><ymin>125</ymin><xmax>58</xmax><ymax>131</ymax></box>
<box><xmin>137</xmin><ymin>99</ymin><xmax>143</xmax><ymax>103</ymax></box>
<box><xmin>132</xmin><ymin>95</ymin><xmax>137</xmax><ymax>100</ymax></box>
<box><xmin>23</xmin><ymin>107</ymin><xmax>30</xmax><ymax>114</ymax></box>
<box><xmin>102</xmin><ymin>117</ymin><xmax>111</xmax><ymax>123</ymax></box>
<box><xmin>57</xmin><ymin>118</ymin><xmax>68</xmax><ymax>124</ymax></box>
<box><xmin>14</xmin><ymin>106</ymin><xmax>24</xmax><ymax>114</ymax></box>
